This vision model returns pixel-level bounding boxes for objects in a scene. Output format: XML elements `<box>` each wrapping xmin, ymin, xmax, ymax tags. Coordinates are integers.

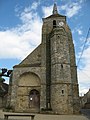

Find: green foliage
<box><xmin>0</xmin><ymin>77</ymin><xmax>5</xmax><ymax>82</ymax></box>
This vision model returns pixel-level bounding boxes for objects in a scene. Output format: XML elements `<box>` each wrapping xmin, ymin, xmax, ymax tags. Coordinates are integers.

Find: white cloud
<box><xmin>77</xmin><ymin>37</ymin><xmax>90</xmax><ymax>95</ymax></box>
<box><xmin>0</xmin><ymin>3</ymin><xmax>42</xmax><ymax>60</ymax></box>
<box><xmin>31</xmin><ymin>1</ymin><xmax>40</xmax><ymax>10</ymax></box>
<box><xmin>79</xmin><ymin>84</ymin><xmax>89</xmax><ymax>96</ymax></box>
<box><xmin>42</xmin><ymin>5</ymin><xmax>53</xmax><ymax>18</ymax></box>
<box><xmin>76</xmin><ymin>28</ymin><xmax>83</xmax><ymax>35</ymax></box>
<box><xmin>72</xmin><ymin>26</ymin><xmax>83</xmax><ymax>36</ymax></box>
<box><xmin>77</xmin><ymin>29</ymin><xmax>83</xmax><ymax>35</ymax></box>
<box><xmin>60</xmin><ymin>2</ymin><xmax>82</xmax><ymax>18</ymax></box>
<box><xmin>0</xmin><ymin>30</ymin><xmax>32</xmax><ymax>60</ymax></box>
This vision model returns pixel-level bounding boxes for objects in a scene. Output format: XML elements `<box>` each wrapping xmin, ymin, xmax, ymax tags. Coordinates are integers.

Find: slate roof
<box><xmin>45</xmin><ymin>14</ymin><xmax>66</xmax><ymax>19</ymax></box>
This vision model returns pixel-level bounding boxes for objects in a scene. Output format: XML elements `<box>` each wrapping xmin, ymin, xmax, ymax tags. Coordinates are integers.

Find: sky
<box><xmin>0</xmin><ymin>0</ymin><xmax>90</xmax><ymax>96</ymax></box>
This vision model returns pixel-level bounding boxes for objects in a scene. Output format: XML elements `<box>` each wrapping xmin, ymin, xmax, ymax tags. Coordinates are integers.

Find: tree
<box><xmin>0</xmin><ymin>68</ymin><xmax>12</xmax><ymax>77</ymax></box>
<box><xmin>0</xmin><ymin>76</ymin><xmax>5</xmax><ymax>83</ymax></box>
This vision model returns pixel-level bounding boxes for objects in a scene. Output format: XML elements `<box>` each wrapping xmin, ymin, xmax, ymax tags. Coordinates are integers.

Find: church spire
<box><xmin>52</xmin><ymin>3</ymin><xmax>58</xmax><ymax>14</ymax></box>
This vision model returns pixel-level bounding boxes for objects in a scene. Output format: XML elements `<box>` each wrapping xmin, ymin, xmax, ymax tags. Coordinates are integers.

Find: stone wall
<box><xmin>9</xmin><ymin>67</ymin><xmax>42</xmax><ymax>112</ymax></box>
<box><xmin>8</xmin><ymin>5</ymin><xmax>80</xmax><ymax>114</ymax></box>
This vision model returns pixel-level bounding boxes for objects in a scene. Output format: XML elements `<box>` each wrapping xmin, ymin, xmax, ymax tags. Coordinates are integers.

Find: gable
<box><xmin>18</xmin><ymin>44</ymin><xmax>42</xmax><ymax>66</ymax></box>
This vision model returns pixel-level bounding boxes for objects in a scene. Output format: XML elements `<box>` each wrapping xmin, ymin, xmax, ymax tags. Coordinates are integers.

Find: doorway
<box><xmin>29</xmin><ymin>89</ymin><xmax>40</xmax><ymax>109</ymax></box>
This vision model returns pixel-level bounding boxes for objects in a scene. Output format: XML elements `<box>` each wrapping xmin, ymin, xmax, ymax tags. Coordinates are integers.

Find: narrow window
<box><xmin>53</xmin><ymin>20</ymin><xmax>56</xmax><ymax>28</ymax></box>
<box><xmin>62</xmin><ymin>90</ymin><xmax>64</xmax><ymax>94</ymax></box>
<box><xmin>61</xmin><ymin>64</ymin><xmax>63</xmax><ymax>68</ymax></box>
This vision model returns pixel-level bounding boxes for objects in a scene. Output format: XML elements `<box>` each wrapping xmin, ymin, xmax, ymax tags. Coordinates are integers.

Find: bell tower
<box><xmin>41</xmin><ymin>3</ymin><xmax>80</xmax><ymax>114</ymax></box>
<box><xmin>8</xmin><ymin>3</ymin><xmax>80</xmax><ymax>115</ymax></box>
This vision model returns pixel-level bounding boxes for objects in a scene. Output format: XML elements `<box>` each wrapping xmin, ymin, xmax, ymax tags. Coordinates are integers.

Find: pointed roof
<box><xmin>44</xmin><ymin>3</ymin><xmax>66</xmax><ymax>19</ymax></box>
<box><xmin>53</xmin><ymin>3</ymin><xmax>58</xmax><ymax>14</ymax></box>
<box><xmin>52</xmin><ymin>3</ymin><xmax>58</xmax><ymax>14</ymax></box>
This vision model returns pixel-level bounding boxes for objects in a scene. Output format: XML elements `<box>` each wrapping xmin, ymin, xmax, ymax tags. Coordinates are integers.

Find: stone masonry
<box><xmin>7</xmin><ymin>3</ymin><xmax>80</xmax><ymax>114</ymax></box>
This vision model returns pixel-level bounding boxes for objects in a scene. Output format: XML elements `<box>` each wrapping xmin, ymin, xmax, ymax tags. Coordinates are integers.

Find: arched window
<box><xmin>53</xmin><ymin>20</ymin><xmax>56</xmax><ymax>28</ymax></box>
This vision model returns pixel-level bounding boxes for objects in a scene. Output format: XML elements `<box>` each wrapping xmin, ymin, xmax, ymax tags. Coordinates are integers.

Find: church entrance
<box><xmin>16</xmin><ymin>72</ymin><xmax>41</xmax><ymax>112</ymax></box>
<box><xmin>29</xmin><ymin>89</ymin><xmax>40</xmax><ymax>110</ymax></box>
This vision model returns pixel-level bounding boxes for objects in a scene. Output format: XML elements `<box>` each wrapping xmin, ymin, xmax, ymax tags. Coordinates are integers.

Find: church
<box><xmin>7</xmin><ymin>3</ymin><xmax>80</xmax><ymax>114</ymax></box>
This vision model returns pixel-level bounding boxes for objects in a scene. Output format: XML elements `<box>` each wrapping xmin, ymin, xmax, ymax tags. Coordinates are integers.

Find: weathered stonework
<box><xmin>7</xmin><ymin>3</ymin><xmax>80</xmax><ymax>114</ymax></box>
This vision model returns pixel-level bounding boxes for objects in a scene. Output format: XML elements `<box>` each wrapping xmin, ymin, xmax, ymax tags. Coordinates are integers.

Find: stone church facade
<box><xmin>7</xmin><ymin>4</ymin><xmax>80</xmax><ymax>114</ymax></box>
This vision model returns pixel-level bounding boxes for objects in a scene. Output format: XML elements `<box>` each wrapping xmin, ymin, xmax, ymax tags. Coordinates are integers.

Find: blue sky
<box><xmin>0</xmin><ymin>0</ymin><xmax>90</xmax><ymax>95</ymax></box>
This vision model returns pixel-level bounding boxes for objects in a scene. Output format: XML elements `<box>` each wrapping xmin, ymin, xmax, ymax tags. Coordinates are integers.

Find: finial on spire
<box><xmin>53</xmin><ymin>3</ymin><xmax>58</xmax><ymax>14</ymax></box>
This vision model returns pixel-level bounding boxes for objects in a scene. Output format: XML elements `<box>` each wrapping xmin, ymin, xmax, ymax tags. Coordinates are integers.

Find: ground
<box><xmin>0</xmin><ymin>109</ymin><xmax>90</xmax><ymax>120</ymax></box>
<box><xmin>81</xmin><ymin>109</ymin><xmax>90</xmax><ymax>119</ymax></box>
